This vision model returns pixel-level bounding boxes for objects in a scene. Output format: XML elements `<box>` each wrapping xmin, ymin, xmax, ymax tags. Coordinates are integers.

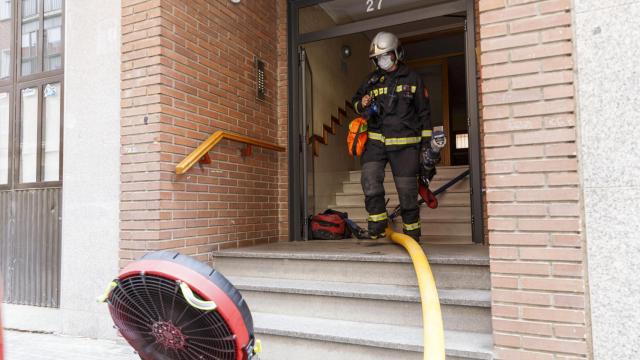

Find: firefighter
<box><xmin>352</xmin><ymin>31</ymin><xmax>435</xmax><ymax>241</ymax></box>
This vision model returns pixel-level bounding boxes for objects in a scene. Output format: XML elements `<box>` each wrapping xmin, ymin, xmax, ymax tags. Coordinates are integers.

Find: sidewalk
<box><xmin>4</xmin><ymin>330</ymin><xmax>138</xmax><ymax>360</ymax></box>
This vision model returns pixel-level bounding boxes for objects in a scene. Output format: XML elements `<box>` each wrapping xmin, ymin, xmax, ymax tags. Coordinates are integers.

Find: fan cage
<box><xmin>110</xmin><ymin>274</ymin><xmax>237</xmax><ymax>360</ymax></box>
<box><xmin>106</xmin><ymin>252</ymin><xmax>255</xmax><ymax>360</ymax></box>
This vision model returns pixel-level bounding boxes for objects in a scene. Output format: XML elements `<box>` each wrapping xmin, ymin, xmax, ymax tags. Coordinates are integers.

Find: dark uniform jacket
<box><xmin>352</xmin><ymin>63</ymin><xmax>432</xmax><ymax>150</ymax></box>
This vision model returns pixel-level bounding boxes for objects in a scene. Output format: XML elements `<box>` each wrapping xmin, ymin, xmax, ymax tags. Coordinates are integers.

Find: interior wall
<box><xmin>299</xmin><ymin>7</ymin><xmax>372</xmax><ymax>136</ymax></box>
<box><xmin>300</xmin><ymin>7</ymin><xmax>371</xmax><ymax>212</ymax></box>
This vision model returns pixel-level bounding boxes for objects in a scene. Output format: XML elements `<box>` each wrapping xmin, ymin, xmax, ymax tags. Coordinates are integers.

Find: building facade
<box><xmin>0</xmin><ymin>0</ymin><xmax>638</xmax><ymax>359</ymax></box>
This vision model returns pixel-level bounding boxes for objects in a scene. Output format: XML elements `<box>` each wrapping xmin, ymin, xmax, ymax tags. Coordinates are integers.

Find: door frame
<box><xmin>287</xmin><ymin>0</ymin><xmax>484</xmax><ymax>244</ymax></box>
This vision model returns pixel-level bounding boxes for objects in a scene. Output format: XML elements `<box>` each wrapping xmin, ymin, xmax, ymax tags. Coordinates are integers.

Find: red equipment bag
<box><xmin>310</xmin><ymin>213</ymin><xmax>347</xmax><ymax>240</ymax></box>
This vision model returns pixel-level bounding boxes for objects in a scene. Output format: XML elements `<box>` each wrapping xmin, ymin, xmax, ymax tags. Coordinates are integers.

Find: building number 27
<box><xmin>366</xmin><ymin>0</ymin><xmax>383</xmax><ymax>13</ymax></box>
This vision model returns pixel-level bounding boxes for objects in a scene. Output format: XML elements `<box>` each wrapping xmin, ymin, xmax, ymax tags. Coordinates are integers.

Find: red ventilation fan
<box><xmin>99</xmin><ymin>251</ymin><xmax>259</xmax><ymax>360</ymax></box>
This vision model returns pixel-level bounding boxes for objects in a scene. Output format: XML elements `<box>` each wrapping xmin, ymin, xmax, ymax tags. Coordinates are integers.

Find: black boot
<box><xmin>403</xmin><ymin>228</ymin><xmax>421</xmax><ymax>242</ymax></box>
<box><xmin>368</xmin><ymin>219</ymin><xmax>388</xmax><ymax>239</ymax></box>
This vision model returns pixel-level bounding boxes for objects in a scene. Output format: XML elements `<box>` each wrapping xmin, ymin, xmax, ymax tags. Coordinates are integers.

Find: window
<box><xmin>44</xmin><ymin>13</ymin><xmax>61</xmax><ymax>71</ymax></box>
<box><xmin>0</xmin><ymin>0</ymin><xmax>10</xmax><ymax>20</ymax></box>
<box><xmin>455</xmin><ymin>133</ymin><xmax>469</xmax><ymax>150</ymax></box>
<box><xmin>20</xmin><ymin>5</ymin><xmax>38</xmax><ymax>76</ymax></box>
<box><xmin>19</xmin><ymin>87</ymin><xmax>37</xmax><ymax>182</ymax></box>
<box><xmin>0</xmin><ymin>0</ymin><xmax>11</xmax><ymax>81</ymax></box>
<box><xmin>0</xmin><ymin>49</ymin><xmax>9</xmax><ymax>79</ymax></box>
<box><xmin>42</xmin><ymin>82</ymin><xmax>60</xmax><ymax>181</ymax></box>
<box><xmin>0</xmin><ymin>92</ymin><xmax>9</xmax><ymax>184</ymax></box>
<box><xmin>44</xmin><ymin>0</ymin><xmax>60</xmax><ymax>13</ymax></box>
<box><xmin>1</xmin><ymin>0</ymin><xmax>63</xmax><ymax>186</ymax></box>
<box><xmin>21</xmin><ymin>0</ymin><xmax>37</xmax><ymax>19</ymax></box>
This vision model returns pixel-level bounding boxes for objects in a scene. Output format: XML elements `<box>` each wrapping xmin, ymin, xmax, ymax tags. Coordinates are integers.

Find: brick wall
<box><xmin>120</xmin><ymin>0</ymin><xmax>283</xmax><ymax>266</ymax></box>
<box><xmin>276</xmin><ymin>0</ymin><xmax>289</xmax><ymax>241</ymax></box>
<box><xmin>477</xmin><ymin>0</ymin><xmax>591</xmax><ymax>358</ymax></box>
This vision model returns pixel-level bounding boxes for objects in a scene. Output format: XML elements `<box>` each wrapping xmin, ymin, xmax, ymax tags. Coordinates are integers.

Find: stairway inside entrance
<box><xmin>331</xmin><ymin>165</ymin><xmax>473</xmax><ymax>244</ymax></box>
<box><xmin>211</xmin><ymin>166</ymin><xmax>492</xmax><ymax>359</ymax></box>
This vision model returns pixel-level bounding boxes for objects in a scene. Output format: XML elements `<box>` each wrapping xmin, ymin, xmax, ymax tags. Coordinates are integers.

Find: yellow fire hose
<box><xmin>385</xmin><ymin>227</ymin><xmax>445</xmax><ymax>360</ymax></box>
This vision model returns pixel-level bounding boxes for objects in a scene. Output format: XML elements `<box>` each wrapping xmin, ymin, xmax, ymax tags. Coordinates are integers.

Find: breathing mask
<box><xmin>376</xmin><ymin>53</ymin><xmax>396</xmax><ymax>71</ymax></box>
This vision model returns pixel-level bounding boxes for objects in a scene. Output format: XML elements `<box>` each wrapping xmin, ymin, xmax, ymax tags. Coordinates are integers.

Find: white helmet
<box><xmin>369</xmin><ymin>31</ymin><xmax>400</xmax><ymax>59</ymax></box>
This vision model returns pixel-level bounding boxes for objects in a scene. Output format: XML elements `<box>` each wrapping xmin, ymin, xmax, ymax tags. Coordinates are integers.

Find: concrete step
<box><xmin>231</xmin><ymin>276</ymin><xmax>491</xmax><ymax>332</ymax></box>
<box><xmin>348</xmin><ymin>166</ymin><xmax>469</xmax><ymax>183</ymax></box>
<box><xmin>253</xmin><ymin>312</ymin><xmax>493</xmax><ymax>360</ymax></box>
<box><xmin>361</xmin><ymin>218</ymin><xmax>472</xmax><ymax>237</ymax></box>
<box><xmin>212</xmin><ymin>242</ymin><xmax>490</xmax><ymax>290</ymax></box>
<box><xmin>329</xmin><ymin>204</ymin><xmax>471</xmax><ymax>221</ymax></box>
<box><xmin>342</xmin><ymin>235</ymin><xmax>474</xmax><ymax>245</ymax></box>
<box><xmin>341</xmin><ymin>217</ymin><xmax>472</xmax><ymax>237</ymax></box>
<box><xmin>420</xmin><ymin>235</ymin><xmax>474</xmax><ymax>245</ymax></box>
<box><xmin>335</xmin><ymin>191</ymin><xmax>471</xmax><ymax>206</ymax></box>
<box><xmin>342</xmin><ymin>178</ymin><xmax>470</xmax><ymax>194</ymax></box>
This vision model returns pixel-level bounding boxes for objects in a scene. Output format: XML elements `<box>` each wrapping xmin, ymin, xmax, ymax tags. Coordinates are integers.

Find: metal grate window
<box><xmin>256</xmin><ymin>58</ymin><xmax>265</xmax><ymax>100</ymax></box>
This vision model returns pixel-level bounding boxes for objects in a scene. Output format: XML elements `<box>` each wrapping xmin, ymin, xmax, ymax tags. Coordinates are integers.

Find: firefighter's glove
<box><xmin>431</xmin><ymin>129</ymin><xmax>447</xmax><ymax>152</ymax></box>
<box><xmin>420</xmin><ymin>130</ymin><xmax>446</xmax><ymax>185</ymax></box>
<box><xmin>420</xmin><ymin>145</ymin><xmax>439</xmax><ymax>185</ymax></box>
<box><xmin>363</xmin><ymin>100</ymin><xmax>380</xmax><ymax>121</ymax></box>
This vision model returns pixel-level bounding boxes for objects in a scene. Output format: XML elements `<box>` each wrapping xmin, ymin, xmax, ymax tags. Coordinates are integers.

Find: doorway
<box><xmin>288</xmin><ymin>0</ymin><xmax>483</xmax><ymax>243</ymax></box>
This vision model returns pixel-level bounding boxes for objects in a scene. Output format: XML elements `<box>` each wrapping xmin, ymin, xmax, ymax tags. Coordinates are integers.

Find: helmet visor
<box><xmin>375</xmin><ymin>51</ymin><xmax>395</xmax><ymax>62</ymax></box>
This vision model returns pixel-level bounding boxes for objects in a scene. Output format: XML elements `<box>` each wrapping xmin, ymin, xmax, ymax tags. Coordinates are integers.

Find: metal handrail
<box><xmin>390</xmin><ymin>168</ymin><xmax>471</xmax><ymax>220</ymax></box>
<box><xmin>175</xmin><ymin>131</ymin><xmax>286</xmax><ymax>175</ymax></box>
<box><xmin>433</xmin><ymin>168</ymin><xmax>470</xmax><ymax>196</ymax></box>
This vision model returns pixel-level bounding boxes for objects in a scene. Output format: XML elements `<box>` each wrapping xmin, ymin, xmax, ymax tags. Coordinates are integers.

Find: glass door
<box><xmin>289</xmin><ymin>0</ymin><xmax>483</xmax><ymax>243</ymax></box>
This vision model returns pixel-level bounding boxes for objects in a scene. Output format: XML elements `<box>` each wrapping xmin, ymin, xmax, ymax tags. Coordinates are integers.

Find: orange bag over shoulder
<box><xmin>347</xmin><ymin>117</ymin><xmax>368</xmax><ymax>157</ymax></box>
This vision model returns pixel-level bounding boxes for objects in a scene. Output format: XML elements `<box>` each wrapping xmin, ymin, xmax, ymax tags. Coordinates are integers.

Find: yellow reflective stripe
<box><xmin>403</xmin><ymin>222</ymin><xmax>421</xmax><ymax>231</ymax></box>
<box><xmin>372</xmin><ymin>87</ymin><xmax>387</xmax><ymax>96</ymax></box>
<box><xmin>384</xmin><ymin>137</ymin><xmax>421</xmax><ymax>145</ymax></box>
<box><xmin>368</xmin><ymin>132</ymin><xmax>421</xmax><ymax>145</ymax></box>
<box><xmin>368</xmin><ymin>212</ymin><xmax>388</xmax><ymax>222</ymax></box>
<box><xmin>369</xmin><ymin>132</ymin><xmax>384</xmax><ymax>142</ymax></box>
<box><xmin>394</xmin><ymin>85</ymin><xmax>417</xmax><ymax>93</ymax></box>
<box><xmin>422</xmin><ymin>130</ymin><xmax>432</xmax><ymax>138</ymax></box>
<box><xmin>383</xmin><ymin>87</ymin><xmax>388</xmax><ymax>94</ymax></box>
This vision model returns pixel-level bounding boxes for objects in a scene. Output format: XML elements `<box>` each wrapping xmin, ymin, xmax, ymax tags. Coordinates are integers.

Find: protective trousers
<box><xmin>360</xmin><ymin>141</ymin><xmax>421</xmax><ymax>240</ymax></box>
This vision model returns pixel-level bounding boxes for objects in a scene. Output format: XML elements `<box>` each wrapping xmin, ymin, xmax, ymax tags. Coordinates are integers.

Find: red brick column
<box><xmin>121</xmin><ymin>0</ymin><xmax>166</xmax><ymax>267</ymax></box>
<box><xmin>120</xmin><ymin>0</ymin><xmax>282</xmax><ymax>266</ymax></box>
<box><xmin>276</xmin><ymin>0</ymin><xmax>289</xmax><ymax>241</ymax></box>
<box><xmin>477</xmin><ymin>0</ymin><xmax>591</xmax><ymax>358</ymax></box>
